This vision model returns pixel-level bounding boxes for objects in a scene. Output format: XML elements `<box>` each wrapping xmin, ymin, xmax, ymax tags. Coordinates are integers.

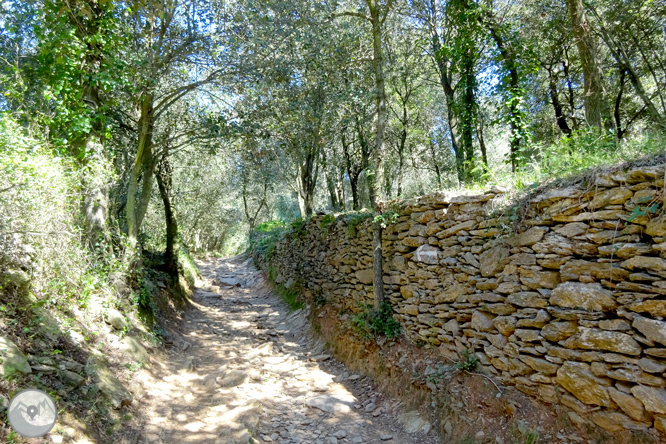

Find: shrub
<box><xmin>351</xmin><ymin>302</ymin><xmax>401</xmax><ymax>340</ymax></box>
<box><xmin>320</xmin><ymin>214</ymin><xmax>335</xmax><ymax>237</ymax></box>
<box><xmin>456</xmin><ymin>349</ymin><xmax>479</xmax><ymax>371</ymax></box>
<box><xmin>0</xmin><ymin>115</ymin><xmax>117</xmax><ymax>307</ymax></box>
<box><xmin>343</xmin><ymin>211</ymin><xmax>373</xmax><ymax>237</ymax></box>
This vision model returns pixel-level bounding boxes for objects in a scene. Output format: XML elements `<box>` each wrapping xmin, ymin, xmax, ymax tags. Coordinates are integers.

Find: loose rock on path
<box><xmin>138</xmin><ymin>255</ymin><xmax>441</xmax><ymax>444</ymax></box>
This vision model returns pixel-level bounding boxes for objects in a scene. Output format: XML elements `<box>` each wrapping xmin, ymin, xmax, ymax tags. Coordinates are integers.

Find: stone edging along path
<box><xmin>259</xmin><ymin>162</ymin><xmax>666</xmax><ymax>437</ymax></box>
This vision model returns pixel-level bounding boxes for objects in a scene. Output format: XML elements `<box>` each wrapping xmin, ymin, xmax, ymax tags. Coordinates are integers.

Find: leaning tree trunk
<box><xmin>546</xmin><ymin>66</ymin><xmax>573</xmax><ymax>136</ymax></box>
<box><xmin>126</xmin><ymin>92</ymin><xmax>156</xmax><ymax>258</ymax></box>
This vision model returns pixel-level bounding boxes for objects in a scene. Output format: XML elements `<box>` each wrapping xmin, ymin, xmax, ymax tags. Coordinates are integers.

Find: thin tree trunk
<box><xmin>397</xmin><ymin>144</ymin><xmax>405</xmax><ymax>197</ymax></box>
<box><xmin>562</xmin><ymin>52</ymin><xmax>579</xmax><ymax>130</ymax></box>
<box><xmin>588</xmin><ymin>6</ymin><xmax>666</xmax><ymax>129</ymax></box>
<box><xmin>326</xmin><ymin>170</ymin><xmax>340</xmax><ymax>211</ymax></box>
<box><xmin>431</xmin><ymin>31</ymin><xmax>463</xmax><ymax>184</ymax></box>
<box><xmin>322</xmin><ymin>150</ymin><xmax>340</xmax><ymax>210</ymax></box>
<box><xmin>477</xmin><ymin>117</ymin><xmax>489</xmax><ymax>167</ymax></box>
<box><xmin>483</xmin><ymin>12</ymin><xmax>522</xmax><ymax>172</ymax></box>
<box><xmin>367</xmin><ymin>0</ymin><xmax>388</xmax><ymax>309</ymax></box>
<box><xmin>460</xmin><ymin>45</ymin><xmax>476</xmax><ymax>179</ymax></box>
<box><xmin>341</xmin><ymin>131</ymin><xmax>361</xmax><ymax>210</ymax></box>
<box><xmin>546</xmin><ymin>65</ymin><xmax>573</xmax><ymax>136</ymax></box>
<box><xmin>614</xmin><ymin>69</ymin><xmax>626</xmax><ymax>139</ymax></box>
<box><xmin>155</xmin><ymin>156</ymin><xmax>178</xmax><ymax>280</ymax></box>
<box><xmin>428</xmin><ymin>138</ymin><xmax>443</xmax><ymax>189</ymax></box>
<box><xmin>631</xmin><ymin>32</ymin><xmax>666</xmax><ymax>115</ymax></box>
<box><xmin>337</xmin><ymin>166</ymin><xmax>346</xmax><ymax>211</ymax></box>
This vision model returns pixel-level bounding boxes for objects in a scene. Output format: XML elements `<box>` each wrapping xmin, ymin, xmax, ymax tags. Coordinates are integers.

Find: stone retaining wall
<box><xmin>259</xmin><ymin>163</ymin><xmax>666</xmax><ymax>434</ymax></box>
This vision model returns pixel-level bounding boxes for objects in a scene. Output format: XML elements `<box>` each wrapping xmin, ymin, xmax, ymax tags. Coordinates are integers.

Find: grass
<box><xmin>263</xmin><ymin>264</ymin><xmax>305</xmax><ymax>310</ymax></box>
<box><xmin>179</xmin><ymin>245</ymin><xmax>200</xmax><ymax>287</ymax></box>
<box><xmin>471</xmin><ymin>128</ymin><xmax>666</xmax><ymax>192</ymax></box>
<box><xmin>274</xmin><ymin>282</ymin><xmax>305</xmax><ymax>310</ymax></box>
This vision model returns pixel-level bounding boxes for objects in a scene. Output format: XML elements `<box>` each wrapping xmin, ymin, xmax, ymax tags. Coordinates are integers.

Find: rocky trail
<box><xmin>138</xmin><ymin>255</ymin><xmax>440</xmax><ymax>444</ymax></box>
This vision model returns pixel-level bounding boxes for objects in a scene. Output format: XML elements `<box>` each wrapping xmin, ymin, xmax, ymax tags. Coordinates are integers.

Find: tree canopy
<box><xmin>2</xmin><ymin>0</ymin><xmax>665</xmax><ymax>260</ymax></box>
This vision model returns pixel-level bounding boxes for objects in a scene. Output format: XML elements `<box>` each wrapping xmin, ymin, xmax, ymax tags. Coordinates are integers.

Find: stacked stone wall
<box><xmin>260</xmin><ymin>163</ymin><xmax>666</xmax><ymax>434</ymax></box>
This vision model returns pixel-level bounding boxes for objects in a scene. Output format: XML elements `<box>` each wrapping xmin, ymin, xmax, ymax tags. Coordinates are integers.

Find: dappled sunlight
<box><xmin>129</xmin><ymin>255</ymin><xmax>434</xmax><ymax>444</ymax></box>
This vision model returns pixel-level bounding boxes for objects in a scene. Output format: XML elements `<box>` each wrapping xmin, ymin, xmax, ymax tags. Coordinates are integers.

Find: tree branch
<box><xmin>381</xmin><ymin>0</ymin><xmax>396</xmax><ymax>25</ymax></box>
<box><xmin>331</xmin><ymin>12</ymin><xmax>372</xmax><ymax>24</ymax></box>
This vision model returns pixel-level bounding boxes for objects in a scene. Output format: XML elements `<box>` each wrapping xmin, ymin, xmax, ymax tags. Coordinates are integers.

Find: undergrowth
<box><xmin>351</xmin><ymin>302</ymin><xmax>401</xmax><ymax>340</ymax></box>
<box><xmin>472</xmin><ymin>128</ymin><xmax>666</xmax><ymax>191</ymax></box>
<box><xmin>344</xmin><ymin>211</ymin><xmax>373</xmax><ymax>237</ymax></box>
<box><xmin>264</xmin><ymin>264</ymin><xmax>304</xmax><ymax>310</ymax></box>
<box><xmin>455</xmin><ymin>349</ymin><xmax>479</xmax><ymax>371</ymax></box>
<box><xmin>274</xmin><ymin>283</ymin><xmax>305</xmax><ymax>310</ymax></box>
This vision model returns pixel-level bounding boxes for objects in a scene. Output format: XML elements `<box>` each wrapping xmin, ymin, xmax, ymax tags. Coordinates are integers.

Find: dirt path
<box><xmin>137</xmin><ymin>255</ymin><xmax>441</xmax><ymax>444</ymax></box>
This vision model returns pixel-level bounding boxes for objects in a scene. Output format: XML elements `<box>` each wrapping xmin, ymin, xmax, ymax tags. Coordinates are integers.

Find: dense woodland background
<box><xmin>1</xmin><ymin>0</ymin><xmax>666</xmax><ymax>310</ymax></box>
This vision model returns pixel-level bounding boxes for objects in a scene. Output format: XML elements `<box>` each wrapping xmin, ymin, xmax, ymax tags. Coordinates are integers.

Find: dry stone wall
<box><xmin>260</xmin><ymin>163</ymin><xmax>666</xmax><ymax>434</ymax></box>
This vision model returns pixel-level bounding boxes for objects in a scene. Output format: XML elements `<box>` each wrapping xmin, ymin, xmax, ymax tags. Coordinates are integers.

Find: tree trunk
<box><xmin>477</xmin><ymin>117</ymin><xmax>489</xmax><ymax>167</ymax></box>
<box><xmin>614</xmin><ymin>69</ymin><xmax>626</xmax><ymax>139</ymax></box>
<box><xmin>322</xmin><ymin>150</ymin><xmax>340</xmax><ymax>211</ymax></box>
<box><xmin>397</xmin><ymin>142</ymin><xmax>405</xmax><ymax>197</ymax></box>
<box><xmin>460</xmin><ymin>45</ymin><xmax>476</xmax><ymax>179</ymax></box>
<box><xmin>337</xmin><ymin>166</ymin><xmax>346</xmax><ymax>211</ymax></box>
<box><xmin>546</xmin><ymin>66</ymin><xmax>573</xmax><ymax>136</ymax></box>
<box><xmin>567</xmin><ymin>0</ymin><xmax>607</xmax><ymax>130</ymax></box>
<box><xmin>592</xmin><ymin>19</ymin><xmax>666</xmax><ymax>130</ymax></box>
<box><xmin>367</xmin><ymin>0</ymin><xmax>388</xmax><ymax>309</ymax></box>
<box><xmin>350</xmin><ymin>176</ymin><xmax>360</xmax><ymax>210</ymax></box>
<box><xmin>431</xmin><ymin>31</ymin><xmax>464</xmax><ymax>184</ymax></box>
<box><xmin>484</xmin><ymin>16</ymin><xmax>522</xmax><ymax>172</ymax></box>
<box><xmin>326</xmin><ymin>170</ymin><xmax>340</xmax><ymax>211</ymax></box>
<box><xmin>297</xmin><ymin>162</ymin><xmax>315</xmax><ymax>217</ymax></box>
<box><xmin>428</xmin><ymin>138</ymin><xmax>443</xmax><ymax>189</ymax></box>
<box><xmin>341</xmin><ymin>131</ymin><xmax>361</xmax><ymax>211</ymax></box>
<box><xmin>155</xmin><ymin>156</ymin><xmax>178</xmax><ymax>280</ymax></box>
<box><xmin>126</xmin><ymin>92</ymin><xmax>155</xmax><ymax>254</ymax></box>
<box><xmin>562</xmin><ymin>53</ymin><xmax>579</xmax><ymax>131</ymax></box>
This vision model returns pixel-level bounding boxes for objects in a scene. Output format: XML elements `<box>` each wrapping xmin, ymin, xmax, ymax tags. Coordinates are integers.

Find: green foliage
<box><xmin>250</xmin><ymin>220</ymin><xmax>289</xmax><ymax>260</ymax></box>
<box><xmin>179</xmin><ymin>246</ymin><xmax>199</xmax><ymax>288</ymax></box>
<box><xmin>525</xmin><ymin>431</ymin><xmax>540</xmax><ymax>444</ymax></box>
<box><xmin>126</xmin><ymin>361</ymin><xmax>143</xmax><ymax>372</ymax></box>
<box><xmin>425</xmin><ymin>363</ymin><xmax>455</xmax><ymax>385</ymax></box>
<box><xmin>15</xmin><ymin>0</ymin><xmax>128</xmax><ymax>154</ymax></box>
<box><xmin>289</xmin><ymin>218</ymin><xmax>307</xmax><ymax>238</ymax></box>
<box><xmin>256</xmin><ymin>220</ymin><xmax>286</xmax><ymax>232</ymax></box>
<box><xmin>351</xmin><ymin>302</ymin><xmax>401</xmax><ymax>340</ymax></box>
<box><xmin>0</xmin><ymin>115</ymin><xmax>119</xmax><ymax>308</ymax></box>
<box><xmin>320</xmin><ymin>214</ymin><xmax>336</xmax><ymax>237</ymax></box>
<box><xmin>474</xmin><ymin>129</ymin><xmax>666</xmax><ymax>190</ymax></box>
<box><xmin>275</xmin><ymin>284</ymin><xmax>305</xmax><ymax>311</ymax></box>
<box><xmin>372</xmin><ymin>210</ymin><xmax>399</xmax><ymax>229</ymax></box>
<box><xmin>343</xmin><ymin>212</ymin><xmax>373</xmax><ymax>237</ymax></box>
<box><xmin>131</xmin><ymin>274</ymin><xmax>152</xmax><ymax>310</ymax></box>
<box><xmin>455</xmin><ymin>349</ymin><xmax>479</xmax><ymax>371</ymax></box>
<box><xmin>628</xmin><ymin>203</ymin><xmax>661</xmax><ymax>222</ymax></box>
